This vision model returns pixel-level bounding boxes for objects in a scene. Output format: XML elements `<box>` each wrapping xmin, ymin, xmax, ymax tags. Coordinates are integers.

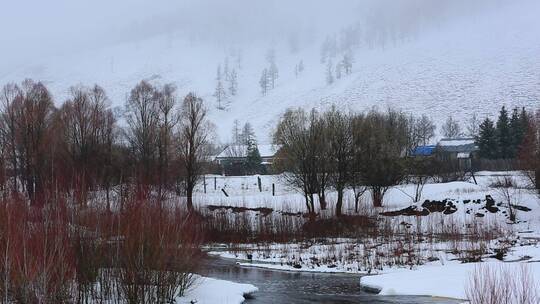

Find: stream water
<box><xmin>199</xmin><ymin>256</ymin><xmax>462</xmax><ymax>304</ymax></box>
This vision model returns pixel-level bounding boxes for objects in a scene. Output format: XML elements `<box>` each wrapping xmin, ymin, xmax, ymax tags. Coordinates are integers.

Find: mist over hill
<box><xmin>1</xmin><ymin>0</ymin><xmax>539</xmax><ymax>143</ymax></box>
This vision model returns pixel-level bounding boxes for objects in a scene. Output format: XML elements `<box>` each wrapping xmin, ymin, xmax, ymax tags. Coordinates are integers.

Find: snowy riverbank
<box><xmin>203</xmin><ymin>172</ymin><xmax>540</xmax><ymax>301</ymax></box>
<box><xmin>179</xmin><ymin>275</ymin><xmax>258</xmax><ymax>304</ymax></box>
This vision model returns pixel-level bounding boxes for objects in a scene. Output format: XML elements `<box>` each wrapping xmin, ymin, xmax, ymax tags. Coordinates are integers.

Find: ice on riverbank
<box><xmin>179</xmin><ymin>275</ymin><xmax>258</xmax><ymax>304</ymax></box>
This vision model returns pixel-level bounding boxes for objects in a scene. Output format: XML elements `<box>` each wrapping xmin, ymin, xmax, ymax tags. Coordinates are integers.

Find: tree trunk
<box><xmin>536</xmin><ymin>169</ymin><xmax>540</xmax><ymax>192</ymax></box>
<box><xmin>319</xmin><ymin>191</ymin><xmax>327</xmax><ymax>210</ymax></box>
<box><xmin>304</xmin><ymin>194</ymin><xmax>311</xmax><ymax>214</ymax></box>
<box><xmin>186</xmin><ymin>186</ymin><xmax>194</xmax><ymax>212</ymax></box>
<box><xmin>372</xmin><ymin>187</ymin><xmax>383</xmax><ymax>208</ymax></box>
<box><xmin>335</xmin><ymin>188</ymin><xmax>344</xmax><ymax>217</ymax></box>
<box><xmin>309</xmin><ymin>193</ymin><xmax>315</xmax><ymax>215</ymax></box>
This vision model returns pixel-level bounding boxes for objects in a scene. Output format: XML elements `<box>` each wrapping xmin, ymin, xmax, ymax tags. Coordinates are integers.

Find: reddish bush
<box><xmin>115</xmin><ymin>195</ymin><xmax>203</xmax><ymax>303</ymax></box>
<box><xmin>0</xmin><ymin>197</ymin><xmax>75</xmax><ymax>303</ymax></box>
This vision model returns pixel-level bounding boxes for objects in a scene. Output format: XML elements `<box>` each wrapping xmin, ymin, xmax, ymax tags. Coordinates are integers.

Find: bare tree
<box><xmin>177</xmin><ymin>93</ymin><xmax>213</xmax><ymax>211</ymax></box>
<box><xmin>274</xmin><ymin>108</ymin><xmax>320</xmax><ymax>215</ymax></box>
<box><xmin>324</xmin><ymin>107</ymin><xmax>352</xmax><ymax>216</ymax></box>
<box><xmin>59</xmin><ymin>84</ymin><xmax>113</xmax><ymax>204</ymax></box>
<box><xmin>0</xmin><ymin>83</ymin><xmax>22</xmax><ymax>193</ymax></box>
<box><xmin>12</xmin><ymin>80</ymin><xmax>56</xmax><ymax>201</ymax></box>
<box><xmin>492</xmin><ymin>176</ymin><xmax>520</xmax><ymax>222</ymax></box>
<box><xmin>156</xmin><ymin>84</ymin><xmax>180</xmax><ymax>198</ymax></box>
<box><xmin>442</xmin><ymin>115</ymin><xmax>462</xmax><ymax>138</ymax></box>
<box><xmin>349</xmin><ymin>113</ymin><xmax>368</xmax><ymax>212</ymax></box>
<box><xmin>518</xmin><ymin>110</ymin><xmax>540</xmax><ymax>191</ymax></box>
<box><xmin>467</xmin><ymin>113</ymin><xmax>481</xmax><ymax>137</ymax></box>
<box><xmin>415</xmin><ymin>114</ymin><xmax>436</xmax><ymax>146</ymax></box>
<box><xmin>124</xmin><ymin>80</ymin><xmax>160</xmax><ymax>184</ymax></box>
<box><xmin>352</xmin><ymin>109</ymin><xmax>411</xmax><ymax>207</ymax></box>
<box><xmin>405</xmin><ymin>157</ymin><xmax>436</xmax><ymax>202</ymax></box>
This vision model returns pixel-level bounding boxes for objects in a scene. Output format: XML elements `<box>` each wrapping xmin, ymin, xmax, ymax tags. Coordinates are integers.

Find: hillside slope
<box><xmin>1</xmin><ymin>1</ymin><xmax>539</xmax><ymax>143</ymax></box>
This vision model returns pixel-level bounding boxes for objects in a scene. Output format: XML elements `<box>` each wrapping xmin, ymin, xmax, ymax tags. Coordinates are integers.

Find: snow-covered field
<box><xmin>201</xmin><ymin>171</ymin><xmax>540</xmax><ymax>301</ymax></box>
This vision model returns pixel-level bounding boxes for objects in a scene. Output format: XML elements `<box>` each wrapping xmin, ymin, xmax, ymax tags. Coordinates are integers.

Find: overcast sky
<box><xmin>0</xmin><ymin>0</ymin><xmax>515</xmax><ymax>71</ymax></box>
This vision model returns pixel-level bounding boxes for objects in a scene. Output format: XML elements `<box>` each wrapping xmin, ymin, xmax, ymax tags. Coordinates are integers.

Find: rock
<box><xmin>422</xmin><ymin>200</ymin><xmax>446</xmax><ymax>213</ymax></box>
<box><xmin>485</xmin><ymin>195</ymin><xmax>499</xmax><ymax>213</ymax></box>
<box><xmin>511</xmin><ymin>204</ymin><xmax>532</xmax><ymax>212</ymax></box>
<box><xmin>381</xmin><ymin>206</ymin><xmax>430</xmax><ymax>216</ymax></box>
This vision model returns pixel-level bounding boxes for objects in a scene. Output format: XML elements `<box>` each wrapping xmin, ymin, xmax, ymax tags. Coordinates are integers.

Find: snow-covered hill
<box><xmin>1</xmin><ymin>0</ymin><xmax>539</xmax><ymax>143</ymax></box>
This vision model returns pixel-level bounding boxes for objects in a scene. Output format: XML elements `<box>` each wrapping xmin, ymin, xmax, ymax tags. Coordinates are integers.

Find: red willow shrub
<box><xmin>0</xmin><ymin>190</ymin><xmax>204</xmax><ymax>304</ymax></box>
<box><xmin>114</xmin><ymin>192</ymin><xmax>203</xmax><ymax>303</ymax></box>
<box><xmin>0</xmin><ymin>197</ymin><xmax>75</xmax><ymax>303</ymax></box>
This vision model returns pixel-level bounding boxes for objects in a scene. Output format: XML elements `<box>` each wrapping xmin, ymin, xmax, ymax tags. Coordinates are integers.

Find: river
<box><xmin>199</xmin><ymin>256</ymin><xmax>462</xmax><ymax>304</ymax></box>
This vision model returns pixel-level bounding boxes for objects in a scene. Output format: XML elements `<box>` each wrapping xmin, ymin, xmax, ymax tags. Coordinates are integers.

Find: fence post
<box><xmin>214</xmin><ymin>177</ymin><xmax>217</xmax><ymax>191</ymax></box>
<box><xmin>272</xmin><ymin>183</ymin><xmax>275</xmax><ymax>196</ymax></box>
<box><xmin>203</xmin><ymin>175</ymin><xmax>207</xmax><ymax>193</ymax></box>
<box><xmin>257</xmin><ymin>176</ymin><xmax>262</xmax><ymax>192</ymax></box>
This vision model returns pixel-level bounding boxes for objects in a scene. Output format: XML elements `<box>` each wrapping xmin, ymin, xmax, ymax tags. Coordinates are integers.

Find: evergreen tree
<box><xmin>228</xmin><ymin>68</ymin><xmax>238</xmax><ymax>96</ymax></box>
<box><xmin>245</xmin><ymin>138</ymin><xmax>262</xmax><ymax>175</ymax></box>
<box><xmin>476</xmin><ymin>117</ymin><xmax>498</xmax><ymax>159</ymax></box>
<box><xmin>295</xmin><ymin>60</ymin><xmax>305</xmax><ymax>78</ymax></box>
<box><xmin>260</xmin><ymin>69</ymin><xmax>269</xmax><ymax>96</ymax></box>
<box><xmin>342</xmin><ymin>52</ymin><xmax>353</xmax><ymax>75</ymax></box>
<box><xmin>298</xmin><ymin>60</ymin><xmax>304</xmax><ymax>73</ymax></box>
<box><xmin>509</xmin><ymin>107</ymin><xmax>524</xmax><ymax>158</ymax></box>
<box><xmin>326</xmin><ymin>59</ymin><xmax>334</xmax><ymax>85</ymax></box>
<box><xmin>241</xmin><ymin>122</ymin><xmax>255</xmax><ymax>145</ymax></box>
<box><xmin>335</xmin><ymin>62</ymin><xmax>343</xmax><ymax>79</ymax></box>
<box><xmin>269</xmin><ymin>61</ymin><xmax>279</xmax><ymax>89</ymax></box>
<box><xmin>266</xmin><ymin>48</ymin><xmax>276</xmax><ymax>65</ymax></box>
<box><xmin>214</xmin><ymin>65</ymin><xmax>227</xmax><ymax>109</ymax></box>
<box><xmin>224</xmin><ymin>57</ymin><xmax>230</xmax><ymax>81</ymax></box>
<box><xmin>496</xmin><ymin>106</ymin><xmax>512</xmax><ymax>158</ymax></box>
<box><xmin>231</xmin><ymin>119</ymin><xmax>241</xmax><ymax>144</ymax></box>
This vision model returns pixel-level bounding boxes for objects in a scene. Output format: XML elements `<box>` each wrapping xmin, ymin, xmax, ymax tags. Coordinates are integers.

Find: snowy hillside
<box><xmin>1</xmin><ymin>0</ymin><xmax>539</xmax><ymax>143</ymax></box>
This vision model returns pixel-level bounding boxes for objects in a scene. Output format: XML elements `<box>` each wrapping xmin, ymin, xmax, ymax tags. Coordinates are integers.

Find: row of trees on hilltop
<box><xmin>0</xmin><ymin>79</ymin><xmax>213</xmax><ymax>209</ymax></box>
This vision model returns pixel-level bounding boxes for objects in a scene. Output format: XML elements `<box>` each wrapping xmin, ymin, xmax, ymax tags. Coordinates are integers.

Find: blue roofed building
<box><xmin>411</xmin><ymin>145</ymin><xmax>437</xmax><ymax>157</ymax></box>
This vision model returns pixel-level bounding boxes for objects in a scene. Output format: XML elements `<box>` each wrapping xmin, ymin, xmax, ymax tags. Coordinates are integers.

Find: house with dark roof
<box><xmin>213</xmin><ymin>144</ymin><xmax>279</xmax><ymax>175</ymax></box>
<box><xmin>435</xmin><ymin>137</ymin><xmax>478</xmax><ymax>169</ymax></box>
